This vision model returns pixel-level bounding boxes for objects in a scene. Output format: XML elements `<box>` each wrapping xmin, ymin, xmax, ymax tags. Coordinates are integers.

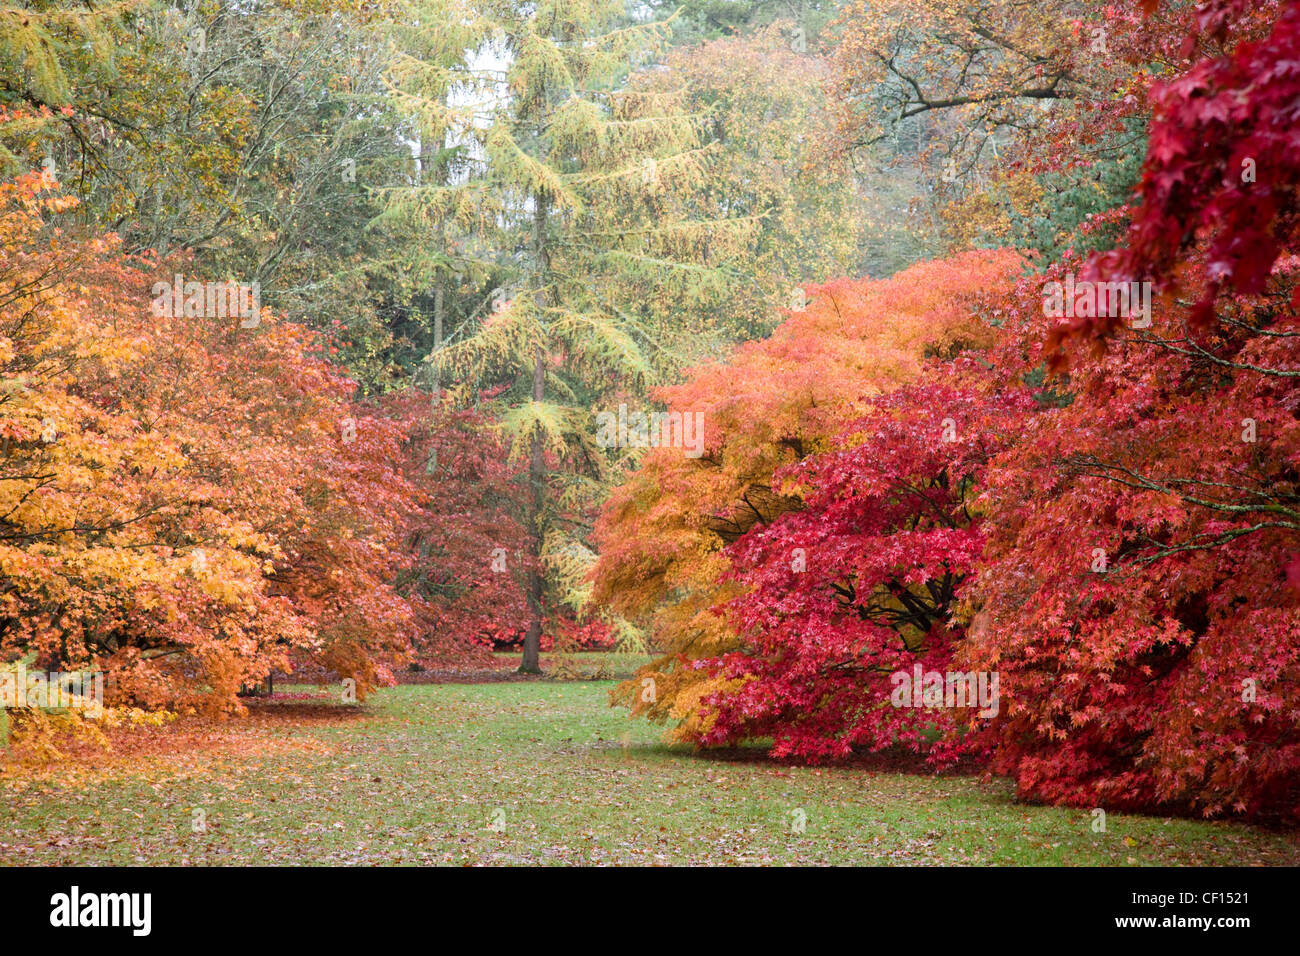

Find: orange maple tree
<box><xmin>591</xmin><ymin>251</ymin><xmax>1022</xmax><ymax>737</ymax></box>
<box><xmin>0</xmin><ymin>165</ymin><xmax>528</xmax><ymax>717</ymax></box>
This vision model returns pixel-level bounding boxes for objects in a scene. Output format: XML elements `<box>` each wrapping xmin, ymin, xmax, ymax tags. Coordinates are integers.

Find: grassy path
<box><xmin>3</xmin><ymin>682</ymin><xmax>1297</xmax><ymax>865</ymax></box>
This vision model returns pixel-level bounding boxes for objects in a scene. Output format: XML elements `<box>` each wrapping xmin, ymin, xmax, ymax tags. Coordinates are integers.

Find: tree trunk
<box><xmin>520</xmin><ymin>191</ymin><xmax>549</xmax><ymax>675</ymax></box>
<box><xmin>519</xmin><ymin>347</ymin><xmax>546</xmax><ymax>674</ymax></box>
<box><xmin>427</xmin><ymin>283</ymin><xmax>444</xmax><ymax>473</ymax></box>
<box><xmin>432</xmin><ymin>283</ymin><xmax>444</xmax><ymax>400</ymax></box>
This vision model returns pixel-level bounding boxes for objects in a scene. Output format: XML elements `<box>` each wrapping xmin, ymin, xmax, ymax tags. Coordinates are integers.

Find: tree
<box><xmin>1080</xmin><ymin>0</ymin><xmax>1300</xmax><ymax>332</ymax></box>
<box><xmin>635</xmin><ymin>22</ymin><xmax>868</xmax><ymax>338</ymax></box>
<box><xmin>0</xmin><ymin>161</ymin><xmax>487</xmax><ymax>712</ymax></box>
<box><xmin>965</xmin><ymin>252</ymin><xmax>1300</xmax><ymax>820</ymax></box>
<box><xmin>2</xmin><ymin>1</ymin><xmax>419</xmax><ymax>390</ymax></box>
<box><xmin>592</xmin><ymin>250</ymin><xmax>1021</xmax><ymax>734</ymax></box>
<box><xmin>828</xmin><ymin>0</ymin><xmax>1085</xmax><ymax>167</ymax></box>
<box><xmin>693</xmin><ymin>367</ymin><xmax>1035</xmax><ymax>761</ymax></box>
<box><xmin>386</xmin><ymin>0</ymin><xmax>760</xmax><ymax>672</ymax></box>
<box><xmin>0</xmin><ymin>0</ymin><xmax>134</xmax><ymax>130</ymax></box>
<box><xmin>824</xmin><ymin>0</ymin><xmax>1199</xmax><ymax>258</ymax></box>
<box><xmin>647</xmin><ymin>0</ymin><xmax>839</xmax><ymax>47</ymax></box>
<box><xmin>384</xmin><ymin>393</ymin><xmax>534</xmax><ymax>663</ymax></box>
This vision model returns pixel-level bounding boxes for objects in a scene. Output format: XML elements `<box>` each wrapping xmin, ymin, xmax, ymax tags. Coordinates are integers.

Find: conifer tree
<box><xmin>0</xmin><ymin>0</ymin><xmax>135</xmax><ymax>171</ymax></box>
<box><xmin>384</xmin><ymin>0</ymin><xmax>760</xmax><ymax>671</ymax></box>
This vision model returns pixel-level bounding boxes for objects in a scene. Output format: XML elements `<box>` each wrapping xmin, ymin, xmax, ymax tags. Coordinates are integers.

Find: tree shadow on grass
<box><xmin>674</xmin><ymin>743</ymin><xmax>987</xmax><ymax>778</ymax></box>
<box><xmin>242</xmin><ymin>697</ymin><xmax>375</xmax><ymax>726</ymax></box>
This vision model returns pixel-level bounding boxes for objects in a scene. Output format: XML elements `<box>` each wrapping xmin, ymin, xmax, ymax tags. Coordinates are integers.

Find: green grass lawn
<box><xmin>3</xmin><ymin>681</ymin><xmax>1297</xmax><ymax>865</ymax></box>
